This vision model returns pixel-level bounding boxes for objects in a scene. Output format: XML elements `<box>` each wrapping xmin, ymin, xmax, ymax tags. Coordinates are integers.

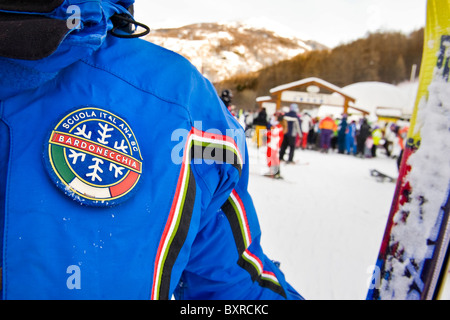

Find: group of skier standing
<box><xmin>243</xmin><ymin>103</ymin><xmax>410</xmax><ymax>178</ymax></box>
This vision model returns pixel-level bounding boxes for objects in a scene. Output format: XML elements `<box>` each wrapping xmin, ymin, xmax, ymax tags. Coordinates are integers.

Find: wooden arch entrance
<box><xmin>257</xmin><ymin>77</ymin><xmax>369</xmax><ymax>116</ymax></box>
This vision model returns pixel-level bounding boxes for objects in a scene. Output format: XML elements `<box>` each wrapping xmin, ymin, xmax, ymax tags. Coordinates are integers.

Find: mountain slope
<box><xmin>144</xmin><ymin>21</ymin><xmax>326</xmax><ymax>83</ymax></box>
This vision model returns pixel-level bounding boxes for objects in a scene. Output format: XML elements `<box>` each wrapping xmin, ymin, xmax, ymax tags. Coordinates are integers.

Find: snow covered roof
<box><xmin>342</xmin><ymin>81</ymin><xmax>418</xmax><ymax>116</ymax></box>
<box><xmin>375</xmin><ymin>107</ymin><xmax>403</xmax><ymax>118</ymax></box>
<box><xmin>256</xmin><ymin>96</ymin><xmax>274</xmax><ymax>102</ymax></box>
<box><xmin>270</xmin><ymin>77</ymin><xmax>355</xmax><ymax>101</ymax></box>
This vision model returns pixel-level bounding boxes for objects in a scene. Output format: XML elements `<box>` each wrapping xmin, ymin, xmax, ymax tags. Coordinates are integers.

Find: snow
<box><xmin>246</xmin><ymin>143</ymin><xmax>398</xmax><ymax>299</ymax></box>
<box><xmin>379</xmin><ymin>78</ymin><xmax>450</xmax><ymax>300</ymax></box>
<box><xmin>342</xmin><ymin>81</ymin><xmax>418</xmax><ymax>117</ymax></box>
<box><xmin>246</xmin><ymin>77</ymin><xmax>450</xmax><ymax>300</ymax></box>
<box><xmin>144</xmin><ymin>22</ymin><xmax>311</xmax><ymax>82</ymax></box>
<box><xmin>221</xmin><ymin>17</ymin><xmax>310</xmax><ymax>46</ymax></box>
<box><xmin>271</xmin><ymin>77</ymin><xmax>350</xmax><ymax>99</ymax></box>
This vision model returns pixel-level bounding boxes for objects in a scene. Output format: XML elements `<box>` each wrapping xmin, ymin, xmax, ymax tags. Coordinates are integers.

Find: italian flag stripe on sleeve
<box><xmin>151</xmin><ymin>131</ymin><xmax>196</xmax><ymax>300</ymax></box>
<box><xmin>152</xmin><ymin>127</ymin><xmax>249</xmax><ymax>299</ymax></box>
<box><xmin>221</xmin><ymin>189</ymin><xmax>286</xmax><ymax>298</ymax></box>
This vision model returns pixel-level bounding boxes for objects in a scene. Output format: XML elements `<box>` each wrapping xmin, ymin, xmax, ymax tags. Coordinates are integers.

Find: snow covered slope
<box><xmin>246</xmin><ymin>143</ymin><xmax>398</xmax><ymax>299</ymax></box>
<box><xmin>144</xmin><ymin>21</ymin><xmax>325</xmax><ymax>82</ymax></box>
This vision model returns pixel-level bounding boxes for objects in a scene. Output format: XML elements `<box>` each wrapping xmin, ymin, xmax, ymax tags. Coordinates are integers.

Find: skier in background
<box><xmin>252</xmin><ymin>107</ymin><xmax>268</xmax><ymax>149</ymax></box>
<box><xmin>266</xmin><ymin>113</ymin><xmax>284</xmax><ymax>178</ymax></box>
<box><xmin>345</xmin><ymin>120</ymin><xmax>357</xmax><ymax>155</ymax></box>
<box><xmin>371</xmin><ymin>125</ymin><xmax>383</xmax><ymax>157</ymax></box>
<box><xmin>300</xmin><ymin>112</ymin><xmax>313</xmax><ymax>150</ymax></box>
<box><xmin>220</xmin><ymin>89</ymin><xmax>236</xmax><ymax>117</ymax></box>
<box><xmin>337</xmin><ymin>115</ymin><xmax>348</xmax><ymax>154</ymax></box>
<box><xmin>279</xmin><ymin>104</ymin><xmax>301</xmax><ymax>163</ymax></box>
<box><xmin>356</xmin><ymin>118</ymin><xmax>371</xmax><ymax>157</ymax></box>
<box><xmin>383</xmin><ymin>123</ymin><xmax>397</xmax><ymax>158</ymax></box>
<box><xmin>318</xmin><ymin>114</ymin><xmax>337</xmax><ymax>153</ymax></box>
<box><xmin>308</xmin><ymin>117</ymin><xmax>321</xmax><ymax>150</ymax></box>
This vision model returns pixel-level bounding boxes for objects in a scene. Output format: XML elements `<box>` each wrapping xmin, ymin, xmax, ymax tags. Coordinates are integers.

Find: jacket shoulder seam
<box><xmin>79</xmin><ymin>59</ymin><xmax>190</xmax><ymax>112</ymax></box>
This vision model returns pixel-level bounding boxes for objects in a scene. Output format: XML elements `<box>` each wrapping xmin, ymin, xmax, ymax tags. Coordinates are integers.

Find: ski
<box><xmin>263</xmin><ymin>173</ymin><xmax>284</xmax><ymax>180</ymax></box>
<box><xmin>367</xmin><ymin>0</ymin><xmax>450</xmax><ymax>300</ymax></box>
<box><xmin>281</xmin><ymin>160</ymin><xmax>310</xmax><ymax>166</ymax></box>
<box><xmin>370</xmin><ymin>169</ymin><xmax>396</xmax><ymax>183</ymax></box>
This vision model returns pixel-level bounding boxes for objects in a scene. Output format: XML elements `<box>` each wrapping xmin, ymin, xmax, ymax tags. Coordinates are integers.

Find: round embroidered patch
<box><xmin>44</xmin><ymin>107</ymin><xmax>143</xmax><ymax>206</ymax></box>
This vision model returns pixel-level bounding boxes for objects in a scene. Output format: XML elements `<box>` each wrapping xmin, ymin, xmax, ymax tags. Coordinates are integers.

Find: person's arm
<box><xmin>174</xmin><ymin>104</ymin><xmax>302</xmax><ymax>300</ymax></box>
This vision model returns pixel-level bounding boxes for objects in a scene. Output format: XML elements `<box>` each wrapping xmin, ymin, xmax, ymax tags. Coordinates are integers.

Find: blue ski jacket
<box><xmin>0</xmin><ymin>0</ymin><xmax>302</xmax><ymax>300</ymax></box>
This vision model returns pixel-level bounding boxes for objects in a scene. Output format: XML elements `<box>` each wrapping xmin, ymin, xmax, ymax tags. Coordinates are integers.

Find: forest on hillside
<box><xmin>215</xmin><ymin>28</ymin><xmax>424</xmax><ymax>111</ymax></box>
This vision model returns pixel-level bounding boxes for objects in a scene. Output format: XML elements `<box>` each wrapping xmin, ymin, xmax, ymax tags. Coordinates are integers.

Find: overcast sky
<box><xmin>133</xmin><ymin>0</ymin><xmax>426</xmax><ymax>48</ymax></box>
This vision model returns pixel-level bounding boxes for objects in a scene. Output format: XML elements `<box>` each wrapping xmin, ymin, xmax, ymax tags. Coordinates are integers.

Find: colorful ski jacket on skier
<box><xmin>318</xmin><ymin>116</ymin><xmax>337</xmax><ymax>132</ymax></box>
<box><xmin>372</xmin><ymin>127</ymin><xmax>383</xmax><ymax>146</ymax></box>
<box><xmin>0</xmin><ymin>1</ymin><xmax>302</xmax><ymax>300</ymax></box>
<box><xmin>266</xmin><ymin>123</ymin><xmax>284</xmax><ymax>168</ymax></box>
<box><xmin>282</xmin><ymin>111</ymin><xmax>301</xmax><ymax>137</ymax></box>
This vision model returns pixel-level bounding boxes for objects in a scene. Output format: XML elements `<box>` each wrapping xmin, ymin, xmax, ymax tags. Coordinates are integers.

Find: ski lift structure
<box><xmin>256</xmin><ymin>77</ymin><xmax>369</xmax><ymax>118</ymax></box>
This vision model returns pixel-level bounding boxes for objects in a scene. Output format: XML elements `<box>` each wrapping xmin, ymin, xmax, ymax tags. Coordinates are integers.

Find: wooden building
<box><xmin>257</xmin><ymin>77</ymin><xmax>369</xmax><ymax>116</ymax></box>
